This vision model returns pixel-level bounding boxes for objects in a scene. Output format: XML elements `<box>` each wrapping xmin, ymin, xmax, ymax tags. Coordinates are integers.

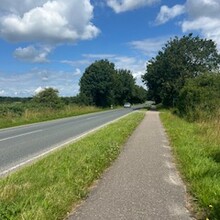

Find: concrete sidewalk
<box><xmin>67</xmin><ymin>111</ymin><xmax>192</xmax><ymax>220</ymax></box>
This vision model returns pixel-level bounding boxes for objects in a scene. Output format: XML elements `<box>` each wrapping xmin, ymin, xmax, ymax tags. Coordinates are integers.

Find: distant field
<box><xmin>0</xmin><ymin>103</ymin><xmax>103</xmax><ymax>129</ymax></box>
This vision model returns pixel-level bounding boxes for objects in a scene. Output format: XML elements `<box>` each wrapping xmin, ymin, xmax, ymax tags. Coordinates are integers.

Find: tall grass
<box><xmin>160</xmin><ymin>111</ymin><xmax>220</xmax><ymax>220</ymax></box>
<box><xmin>0</xmin><ymin>103</ymin><xmax>102</xmax><ymax>129</ymax></box>
<box><xmin>0</xmin><ymin>112</ymin><xmax>144</xmax><ymax>220</ymax></box>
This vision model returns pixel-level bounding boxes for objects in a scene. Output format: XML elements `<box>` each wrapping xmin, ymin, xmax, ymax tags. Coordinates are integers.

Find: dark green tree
<box><xmin>33</xmin><ymin>87</ymin><xmax>63</xmax><ymax>109</ymax></box>
<box><xmin>131</xmin><ymin>85</ymin><xmax>148</xmax><ymax>104</ymax></box>
<box><xmin>114</xmin><ymin>69</ymin><xmax>136</xmax><ymax>105</ymax></box>
<box><xmin>143</xmin><ymin>34</ymin><xmax>220</xmax><ymax>107</ymax></box>
<box><xmin>79</xmin><ymin>60</ymin><xmax>116</xmax><ymax>107</ymax></box>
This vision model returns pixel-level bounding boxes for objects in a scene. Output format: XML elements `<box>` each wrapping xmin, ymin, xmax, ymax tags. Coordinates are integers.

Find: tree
<box><xmin>33</xmin><ymin>87</ymin><xmax>63</xmax><ymax>109</ymax></box>
<box><xmin>143</xmin><ymin>34</ymin><xmax>220</xmax><ymax>107</ymax></box>
<box><xmin>131</xmin><ymin>85</ymin><xmax>148</xmax><ymax>104</ymax></box>
<box><xmin>114</xmin><ymin>69</ymin><xmax>136</xmax><ymax>105</ymax></box>
<box><xmin>177</xmin><ymin>73</ymin><xmax>220</xmax><ymax>121</ymax></box>
<box><xmin>79</xmin><ymin>60</ymin><xmax>116</xmax><ymax>107</ymax></box>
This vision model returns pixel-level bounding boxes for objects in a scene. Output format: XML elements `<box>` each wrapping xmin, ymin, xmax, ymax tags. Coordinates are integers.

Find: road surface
<box><xmin>0</xmin><ymin>108</ymin><xmax>133</xmax><ymax>176</ymax></box>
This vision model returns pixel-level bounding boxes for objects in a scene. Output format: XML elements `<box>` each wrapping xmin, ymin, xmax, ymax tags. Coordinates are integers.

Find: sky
<box><xmin>0</xmin><ymin>0</ymin><xmax>220</xmax><ymax>97</ymax></box>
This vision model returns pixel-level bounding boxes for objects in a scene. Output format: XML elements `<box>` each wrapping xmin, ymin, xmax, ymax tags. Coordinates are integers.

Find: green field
<box><xmin>0</xmin><ymin>103</ymin><xmax>102</xmax><ymax>129</ymax></box>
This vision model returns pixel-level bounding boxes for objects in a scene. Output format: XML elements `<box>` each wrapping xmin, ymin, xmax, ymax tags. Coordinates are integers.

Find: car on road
<box><xmin>124</xmin><ymin>102</ymin><xmax>131</xmax><ymax>108</ymax></box>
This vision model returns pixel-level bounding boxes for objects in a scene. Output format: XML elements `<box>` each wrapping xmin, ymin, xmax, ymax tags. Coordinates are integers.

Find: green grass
<box><xmin>0</xmin><ymin>104</ymin><xmax>103</xmax><ymax>129</ymax></box>
<box><xmin>0</xmin><ymin>112</ymin><xmax>145</xmax><ymax>220</ymax></box>
<box><xmin>160</xmin><ymin>111</ymin><xmax>220</xmax><ymax>220</ymax></box>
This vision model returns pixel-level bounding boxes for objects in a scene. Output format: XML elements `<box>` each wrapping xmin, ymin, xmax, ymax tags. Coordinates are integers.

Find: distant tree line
<box><xmin>1</xmin><ymin>60</ymin><xmax>147</xmax><ymax>109</ymax></box>
<box><xmin>142</xmin><ymin>33</ymin><xmax>220</xmax><ymax>121</ymax></box>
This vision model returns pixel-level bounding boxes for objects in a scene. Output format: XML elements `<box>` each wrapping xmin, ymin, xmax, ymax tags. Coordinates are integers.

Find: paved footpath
<box><xmin>68</xmin><ymin>111</ymin><xmax>192</xmax><ymax>220</ymax></box>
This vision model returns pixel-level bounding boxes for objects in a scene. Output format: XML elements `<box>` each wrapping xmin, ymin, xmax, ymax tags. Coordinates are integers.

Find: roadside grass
<box><xmin>0</xmin><ymin>112</ymin><xmax>145</xmax><ymax>220</ymax></box>
<box><xmin>160</xmin><ymin>111</ymin><xmax>220</xmax><ymax>220</ymax></box>
<box><xmin>0</xmin><ymin>105</ymin><xmax>103</xmax><ymax>129</ymax></box>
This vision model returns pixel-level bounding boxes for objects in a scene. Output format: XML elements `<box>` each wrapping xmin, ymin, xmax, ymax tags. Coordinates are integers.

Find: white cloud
<box><xmin>14</xmin><ymin>45</ymin><xmax>52</xmax><ymax>63</ymax></box>
<box><xmin>129</xmin><ymin>37</ymin><xmax>169</xmax><ymax>57</ymax></box>
<box><xmin>113</xmin><ymin>56</ymin><xmax>146</xmax><ymax>85</ymax></box>
<box><xmin>34</xmin><ymin>86</ymin><xmax>44</xmax><ymax>94</ymax></box>
<box><xmin>83</xmin><ymin>54</ymin><xmax>116</xmax><ymax>59</ymax></box>
<box><xmin>62</xmin><ymin>54</ymin><xmax>147</xmax><ymax>86</ymax></box>
<box><xmin>107</xmin><ymin>0</ymin><xmax>160</xmax><ymax>13</ymax></box>
<box><xmin>156</xmin><ymin>4</ymin><xmax>185</xmax><ymax>25</ymax></box>
<box><xmin>73</xmin><ymin>68</ymin><xmax>82</xmax><ymax>76</ymax></box>
<box><xmin>0</xmin><ymin>0</ymin><xmax>99</xmax><ymax>44</ymax></box>
<box><xmin>0</xmin><ymin>90</ymin><xmax>5</xmax><ymax>96</ymax></box>
<box><xmin>157</xmin><ymin>1</ymin><xmax>220</xmax><ymax>49</ymax></box>
<box><xmin>182</xmin><ymin>0</ymin><xmax>220</xmax><ymax>48</ymax></box>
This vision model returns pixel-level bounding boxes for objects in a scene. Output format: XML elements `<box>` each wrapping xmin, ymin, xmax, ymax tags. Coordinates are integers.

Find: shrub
<box><xmin>177</xmin><ymin>73</ymin><xmax>220</xmax><ymax>121</ymax></box>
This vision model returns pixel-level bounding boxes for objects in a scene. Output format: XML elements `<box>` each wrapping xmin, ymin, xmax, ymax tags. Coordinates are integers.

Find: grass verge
<box><xmin>0</xmin><ymin>112</ymin><xmax>145</xmax><ymax>220</ymax></box>
<box><xmin>160</xmin><ymin>111</ymin><xmax>220</xmax><ymax>220</ymax></box>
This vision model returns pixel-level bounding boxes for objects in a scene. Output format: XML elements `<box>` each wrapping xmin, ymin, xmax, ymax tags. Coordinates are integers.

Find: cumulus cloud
<box><xmin>107</xmin><ymin>0</ymin><xmax>160</xmax><ymax>13</ymax></box>
<box><xmin>156</xmin><ymin>4</ymin><xmax>185</xmax><ymax>25</ymax></box>
<box><xmin>13</xmin><ymin>45</ymin><xmax>52</xmax><ymax>63</ymax></box>
<box><xmin>0</xmin><ymin>0</ymin><xmax>99</xmax><ymax>44</ymax></box>
<box><xmin>182</xmin><ymin>0</ymin><xmax>220</xmax><ymax>48</ymax></box>
<box><xmin>156</xmin><ymin>0</ymin><xmax>220</xmax><ymax>49</ymax></box>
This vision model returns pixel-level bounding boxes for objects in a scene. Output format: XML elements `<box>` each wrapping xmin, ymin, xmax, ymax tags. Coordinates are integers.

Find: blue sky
<box><xmin>0</xmin><ymin>0</ymin><xmax>219</xmax><ymax>97</ymax></box>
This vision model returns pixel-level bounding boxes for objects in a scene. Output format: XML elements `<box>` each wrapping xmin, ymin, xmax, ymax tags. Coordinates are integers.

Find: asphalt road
<box><xmin>68</xmin><ymin>111</ymin><xmax>192</xmax><ymax>220</ymax></box>
<box><xmin>0</xmin><ymin>108</ymin><xmax>133</xmax><ymax>176</ymax></box>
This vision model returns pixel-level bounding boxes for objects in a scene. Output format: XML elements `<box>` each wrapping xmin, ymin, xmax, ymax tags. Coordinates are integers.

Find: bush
<box><xmin>0</xmin><ymin>103</ymin><xmax>25</xmax><ymax>117</ymax></box>
<box><xmin>33</xmin><ymin>88</ymin><xmax>63</xmax><ymax>109</ymax></box>
<box><xmin>177</xmin><ymin>73</ymin><xmax>220</xmax><ymax>121</ymax></box>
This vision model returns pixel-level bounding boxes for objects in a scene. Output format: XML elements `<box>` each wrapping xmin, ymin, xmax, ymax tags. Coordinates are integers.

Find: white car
<box><xmin>124</xmin><ymin>102</ymin><xmax>131</xmax><ymax>108</ymax></box>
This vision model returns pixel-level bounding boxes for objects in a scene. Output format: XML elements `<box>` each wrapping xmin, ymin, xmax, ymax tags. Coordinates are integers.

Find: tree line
<box><xmin>142</xmin><ymin>33</ymin><xmax>220</xmax><ymax>121</ymax></box>
<box><xmin>1</xmin><ymin>60</ymin><xmax>147</xmax><ymax>109</ymax></box>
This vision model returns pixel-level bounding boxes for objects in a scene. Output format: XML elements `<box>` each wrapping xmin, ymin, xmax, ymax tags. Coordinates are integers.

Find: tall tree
<box><xmin>114</xmin><ymin>69</ymin><xmax>136</xmax><ymax>105</ymax></box>
<box><xmin>79</xmin><ymin>60</ymin><xmax>116</xmax><ymax>107</ymax></box>
<box><xmin>143</xmin><ymin>34</ymin><xmax>220</xmax><ymax>107</ymax></box>
<box><xmin>131</xmin><ymin>85</ymin><xmax>148</xmax><ymax>104</ymax></box>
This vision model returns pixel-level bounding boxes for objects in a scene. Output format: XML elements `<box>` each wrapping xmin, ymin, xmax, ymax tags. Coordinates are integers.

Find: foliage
<box><xmin>33</xmin><ymin>88</ymin><xmax>63</xmax><ymax>109</ymax></box>
<box><xmin>177</xmin><ymin>73</ymin><xmax>220</xmax><ymax>121</ymax></box>
<box><xmin>114</xmin><ymin>69</ymin><xmax>136</xmax><ymax>105</ymax></box>
<box><xmin>79</xmin><ymin>60</ymin><xmax>147</xmax><ymax>107</ymax></box>
<box><xmin>0</xmin><ymin>112</ymin><xmax>144</xmax><ymax>220</ymax></box>
<box><xmin>132</xmin><ymin>85</ymin><xmax>148</xmax><ymax>104</ymax></box>
<box><xmin>143</xmin><ymin>34</ymin><xmax>220</xmax><ymax>107</ymax></box>
<box><xmin>79</xmin><ymin>60</ymin><xmax>116</xmax><ymax>107</ymax></box>
<box><xmin>0</xmin><ymin>103</ymin><xmax>102</xmax><ymax>129</ymax></box>
<box><xmin>0</xmin><ymin>103</ymin><xmax>25</xmax><ymax>117</ymax></box>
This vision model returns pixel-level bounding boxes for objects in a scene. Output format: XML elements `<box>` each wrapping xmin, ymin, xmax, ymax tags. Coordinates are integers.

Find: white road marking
<box><xmin>0</xmin><ymin>130</ymin><xmax>43</xmax><ymax>142</ymax></box>
<box><xmin>0</xmin><ymin>112</ymin><xmax>134</xmax><ymax>176</ymax></box>
<box><xmin>86</xmin><ymin>116</ymin><xmax>98</xmax><ymax>120</ymax></box>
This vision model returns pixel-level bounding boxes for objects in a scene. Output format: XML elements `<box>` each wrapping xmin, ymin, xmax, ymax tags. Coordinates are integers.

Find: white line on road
<box><xmin>0</xmin><ymin>129</ymin><xmax>43</xmax><ymax>142</ymax></box>
<box><xmin>0</xmin><ymin>112</ymin><xmax>134</xmax><ymax>177</ymax></box>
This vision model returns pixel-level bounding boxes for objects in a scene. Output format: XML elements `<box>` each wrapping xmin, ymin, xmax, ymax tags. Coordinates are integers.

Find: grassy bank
<box><xmin>0</xmin><ymin>112</ymin><xmax>145</xmax><ymax>220</ymax></box>
<box><xmin>0</xmin><ymin>104</ymin><xmax>102</xmax><ymax>129</ymax></box>
<box><xmin>160</xmin><ymin>111</ymin><xmax>220</xmax><ymax>220</ymax></box>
